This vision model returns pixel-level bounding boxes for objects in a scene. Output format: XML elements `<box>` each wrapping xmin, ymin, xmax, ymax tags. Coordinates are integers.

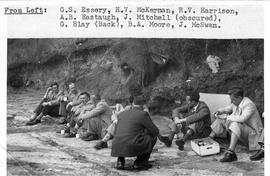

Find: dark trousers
<box><xmin>68</xmin><ymin>114</ymin><xmax>83</xmax><ymax>128</ymax></box>
<box><xmin>136</xmin><ymin>136</ymin><xmax>157</xmax><ymax>165</ymax></box>
<box><xmin>119</xmin><ymin>136</ymin><xmax>157</xmax><ymax>166</ymax></box>
<box><xmin>59</xmin><ymin>101</ymin><xmax>68</xmax><ymax>117</ymax></box>
<box><xmin>34</xmin><ymin>101</ymin><xmax>60</xmax><ymax>117</ymax></box>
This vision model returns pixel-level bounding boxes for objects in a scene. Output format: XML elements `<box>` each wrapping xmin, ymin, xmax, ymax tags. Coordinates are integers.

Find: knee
<box><xmin>171</xmin><ymin>123</ymin><xmax>178</xmax><ymax>133</ymax></box>
<box><xmin>229</xmin><ymin>122</ymin><xmax>241</xmax><ymax>137</ymax></box>
<box><xmin>229</xmin><ymin>122</ymin><xmax>241</xmax><ymax>130</ymax></box>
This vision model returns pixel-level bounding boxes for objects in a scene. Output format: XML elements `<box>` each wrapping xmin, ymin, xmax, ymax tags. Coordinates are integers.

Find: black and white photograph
<box><xmin>6</xmin><ymin>38</ymin><xmax>264</xmax><ymax>175</ymax></box>
<box><xmin>1</xmin><ymin>0</ymin><xmax>269</xmax><ymax>175</ymax></box>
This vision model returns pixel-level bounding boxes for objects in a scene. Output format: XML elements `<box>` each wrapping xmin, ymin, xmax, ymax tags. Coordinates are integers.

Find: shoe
<box><xmin>220</xmin><ymin>150</ymin><xmax>237</xmax><ymax>162</ymax></box>
<box><xmin>250</xmin><ymin>149</ymin><xmax>264</xmax><ymax>161</ymax></box>
<box><xmin>175</xmin><ymin>139</ymin><xmax>185</xmax><ymax>151</ymax></box>
<box><xmin>25</xmin><ymin>119</ymin><xmax>41</xmax><ymax>126</ymax></box>
<box><xmin>94</xmin><ymin>141</ymin><xmax>108</xmax><ymax>150</ymax></box>
<box><xmin>81</xmin><ymin>134</ymin><xmax>99</xmax><ymax>141</ymax></box>
<box><xmin>159</xmin><ymin>135</ymin><xmax>172</xmax><ymax>147</ymax></box>
<box><xmin>62</xmin><ymin>132</ymin><xmax>76</xmax><ymax>138</ymax></box>
<box><xmin>115</xmin><ymin>157</ymin><xmax>125</xmax><ymax>170</ymax></box>
<box><xmin>133</xmin><ymin>164</ymin><xmax>152</xmax><ymax>171</ymax></box>
<box><xmin>80</xmin><ymin>132</ymin><xmax>91</xmax><ymax>139</ymax></box>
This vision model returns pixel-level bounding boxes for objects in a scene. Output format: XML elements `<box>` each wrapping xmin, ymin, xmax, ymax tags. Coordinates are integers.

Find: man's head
<box><xmin>133</xmin><ymin>96</ymin><xmax>146</xmax><ymax>106</ymax></box>
<box><xmin>68</xmin><ymin>83</ymin><xmax>77</xmax><ymax>94</ymax></box>
<box><xmin>50</xmin><ymin>82</ymin><xmax>59</xmax><ymax>92</ymax></box>
<box><xmin>228</xmin><ymin>87</ymin><xmax>244</xmax><ymax>106</ymax></box>
<box><xmin>90</xmin><ymin>94</ymin><xmax>101</xmax><ymax>104</ymax></box>
<box><xmin>186</xmin><ymin>91</ymin><xmax>200</xmax><ymax>108</ymax></box>
<box><xmin>79</xmin><ymin>92</ymin><xmax>90</xmax><ymax>104</ymax></box>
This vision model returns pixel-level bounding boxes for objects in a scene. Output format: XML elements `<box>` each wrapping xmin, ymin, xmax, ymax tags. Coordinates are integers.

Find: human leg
<box><xmin>175</xmin><ymin>127</ymin><xmax>194</xmax><ymax>151</ymax></box>
<box><xmin>159</xmin><ymin>122</ymin><xmax>179</xmax><ymax>147</ymax></box>
<box><xmin>94</xmin><ymin>123</ymin><xmax>116</xmax><ymax>149</ymax></box>
<box><xmin>220</xmin><ymin>122</ymin><xmax>242</xmax><ymax>162</ymax></box>
<box><xmin>80</xmin><ymin>118</ymin><xmax>105</xmax><ymax>141</ymax></box>
<box><xmin>133</xmin><ymin>136</ymin><xmax>157</xmax><ymax>170</ymax></box>
<box><xmin>115</xmin><ymin>157</ymin><xmax>125</xmax><ymax>170</ymax></box>
<box><xmin>250</xmin><ymin>129</ymin><xmax>264</xmax><ymax>161</ymax></box>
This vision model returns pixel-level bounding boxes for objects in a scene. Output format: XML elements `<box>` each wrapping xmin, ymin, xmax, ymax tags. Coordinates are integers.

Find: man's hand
<box><xmin>215</xmin><ymin>113</ymin><xmax>228</xmax><ymax>120</ymax></box>
<box><xmin>42</xmin><ymin>102</ymin><xmax>49</xmax><ymax>106</ymax></box>
<box><xmin>60</xmin><ymin>96</ymin><xmax>68</xmax><ymax>102</ymax></box>
<box><xmin>174</xmin><ymin>116</ymin><xmax>186</xmax><ymax>124</ymax></box>
<box><xmin>47</xmin><ymin>87</ymin><xmax>52</xmax><ymax>92</ymax></box>
<box><xmin>214</xmin><ymin>111</ymin><xmax>222</xmax><ymax>116</ymax></box>
<box><xmin>111</xmin><ymin>113</ymin><xmax>118</xmax><ymax>122</ymax></box>
<box><xmin>77</xmin><ymin>115</ymin><xmax>85</xmax><ymax>121</ymax></box>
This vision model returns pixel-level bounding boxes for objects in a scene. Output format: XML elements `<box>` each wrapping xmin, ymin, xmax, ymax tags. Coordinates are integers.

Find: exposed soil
<box><xmin>7</xmin><ymin>39</ymin><xmax>264</xmax><ymax>115</ymax></box>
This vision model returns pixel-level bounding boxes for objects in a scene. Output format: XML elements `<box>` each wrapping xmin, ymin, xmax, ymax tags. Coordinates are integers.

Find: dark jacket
<box><xmin>173</xmin><ymin>101</ymin><xmax>211</xmax><ymax>134</ymax></box>
<box><xmin>111</xmin><ymin>107</ymin><xmax>159</xmax><ymax>157</ymax></box>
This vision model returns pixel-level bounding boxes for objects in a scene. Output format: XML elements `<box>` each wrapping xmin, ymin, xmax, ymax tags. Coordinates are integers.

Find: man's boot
<box><xmin>250</xmin><ymin>148</ymin><xmax>264</xmax><ymax>161</ymax></box>
<box><xmin>159</xmin><ymin>131</ymin><xmax>175</xmax><ymax>147</ymax></box>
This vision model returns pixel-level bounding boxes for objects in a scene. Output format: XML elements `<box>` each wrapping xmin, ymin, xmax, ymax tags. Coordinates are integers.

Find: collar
<box><xmin>132</xmin><ymin>105</ymin><xmax>144</xmax><ymax>110</ymax></box>
<box><xmin>238</xmin><ymin>97</ymin><xmax>245</xmax><ymax>108</ymax></box>
<box><xmin>192</xmin><ymin>102</ymin><xmax>200</xmax><ymax>111</ymax></box>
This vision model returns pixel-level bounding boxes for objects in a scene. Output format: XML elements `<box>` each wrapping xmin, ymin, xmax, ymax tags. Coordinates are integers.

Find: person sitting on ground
<box><xmin>209</xmin><ymin>87</ymin><xmax>263</xmax><ymax>162</ymax></box>
<box><xmin>60</xmin><ymin>92</ymin><xmax>95</xmax><ymax>138</ymax></box>
<box><xmin>250</xmin><ymin>112</ymin><xmax>264</xmax><ymax>161</ymax></box>
<box><xmin>58</xmin><ymin>83</ymin><xmax>81</xmax><ymax>124</ymax></box>
<box><xmin>76</xmin><ymin>94</ymin><xmax>112</xmax><ymax>141</ymax></box>
<box><xmin>26</xmin><ymin>82</ymin><xmax>63</xmax><ymax>126</ymax></box>
<box><xmin>159</xmin><ymin>91</ymin><xmax>211</xmax><ymax>151</ymax></box>
<box><xmin>94</xmin><ymin>103</ymin><xmax>125</xmax><ymax>149</ymax></box>
<box><xmin>111</xmin><ymin>96</ymin><xmax>159</xmax><ymax>170</ymax></box>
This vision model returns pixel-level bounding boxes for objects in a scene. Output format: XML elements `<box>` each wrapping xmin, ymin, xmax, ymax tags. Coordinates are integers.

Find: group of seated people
<box><xmin>25</xmin><ymin>82</ymin><xmax>264</xmax><ymax>170</ymax></box>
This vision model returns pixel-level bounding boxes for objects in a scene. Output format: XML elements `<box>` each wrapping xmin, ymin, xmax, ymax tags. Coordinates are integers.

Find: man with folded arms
<box><xmin>26</xmin><ymin>82</ymin><xmax>63</xmax><ymax>126</ymax></box>
<box><xmin>111</xmin><ymin>96</ymin><xmax>159</xmax><ymax>170</ymax></box>
<box><xmin>159</xmin><ymin>91</ymin><xmax>211</xmax><ymax>151</ymax></box>
<box><xmin>61</xmin><ymin>92</ymin><xmax>95</xmax><ymax>138</ymax></box>
<box><xmin>77</xmin><ymin>95</ymin><xmax>112</xmax><ymax>141</ymax></box>
<box><xmin>209</xmin><ymin>87</ymin><xmax>263</xmax><ymax>162</ymax></box>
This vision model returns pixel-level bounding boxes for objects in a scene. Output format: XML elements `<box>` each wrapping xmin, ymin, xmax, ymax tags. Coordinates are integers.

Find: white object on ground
<box><xmin>191</xmin><ymin>137</ymin><xmax>220</xmax><ymax>156</ymax></box>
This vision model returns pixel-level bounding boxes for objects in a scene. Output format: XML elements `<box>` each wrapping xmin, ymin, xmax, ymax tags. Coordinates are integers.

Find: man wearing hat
<box><xmin>111</xmin><ymin>96</ymin><xmax>159</xmax><ymax>170</ymax></box>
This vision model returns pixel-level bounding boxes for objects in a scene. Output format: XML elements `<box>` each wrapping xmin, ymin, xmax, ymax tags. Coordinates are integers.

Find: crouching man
<box><xmin>209</xmin><ymin>87</ymin><xmax>263</xmax><ymax>162</ymax></box>
<box><xmin>111</xmin><ymin>96</ymin><xmax>159</xmax><ymax>170</ymax></box>
<box><xmin>159</xmin><ymin>91</ymin><xmax>211</xmax><ymax>150</ymax></box>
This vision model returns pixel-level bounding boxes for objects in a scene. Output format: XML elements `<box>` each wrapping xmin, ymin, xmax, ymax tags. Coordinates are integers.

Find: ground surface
<box><xmin>7</xmin><ymin>89</ymin><xmax>264</xmax><ymax>176</ymax></box>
